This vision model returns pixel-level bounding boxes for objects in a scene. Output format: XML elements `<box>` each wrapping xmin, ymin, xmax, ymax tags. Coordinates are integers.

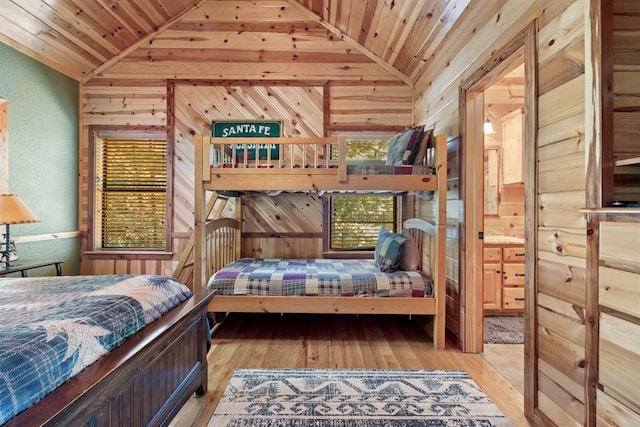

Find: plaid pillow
<box><xmin>401</xmin><ymin>127</ymin><xmax>425</xmax><ymax>164</ymax></box>
<box><xmin>386</xmin><ymin>127</ymin><xmax>422</xmax><ymax>165</ymax></box>
<box><xmin>407</xmin><ymin>128</ymin><xmax>432</xmax><ymax>165</ymax></box>
<box><xmin>374</xmin><ymin>228</ymin><xmax>408</xmax><ymax>272</ymax></box>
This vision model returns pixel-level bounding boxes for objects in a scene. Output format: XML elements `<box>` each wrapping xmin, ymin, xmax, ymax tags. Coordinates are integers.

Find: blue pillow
<box><xmin>374</xmin><ymin>228</ymin><xmax>408</xmax><ymax>272</ymax></box>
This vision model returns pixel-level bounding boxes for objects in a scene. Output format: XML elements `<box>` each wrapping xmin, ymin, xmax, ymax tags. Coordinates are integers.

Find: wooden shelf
<box><xmin>580</xmin><ymin>207</ymin><xmax>640</xmax><ymax>214</ymax></box>
<box><xmin>615</xmin><ymin>157</ymin><xmax>640</xmax><ymax>167</ymax></box>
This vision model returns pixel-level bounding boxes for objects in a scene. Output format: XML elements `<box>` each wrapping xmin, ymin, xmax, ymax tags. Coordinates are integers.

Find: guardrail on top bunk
<box><xmin>194</xmin><ymin>134</ymin><xmax>445</xmax><ymax>193</ymax></box>
<box><xmin>209</xmin><ymin>136</ymin><xmax>348</xmax><ymax>171</ymax></box>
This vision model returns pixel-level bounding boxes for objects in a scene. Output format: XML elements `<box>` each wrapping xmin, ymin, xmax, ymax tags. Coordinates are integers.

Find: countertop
<box><xmin>483</xmin><ymin>235</ymin><xmax>525</xmax><ymax>245</ymax></box>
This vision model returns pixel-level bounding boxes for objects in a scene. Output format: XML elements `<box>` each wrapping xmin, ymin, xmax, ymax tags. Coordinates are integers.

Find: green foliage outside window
<box><xmin>331</xmin><ymin>139</ymin><xmax>388</xmax><ymax>161</ymax></box>
<box><xmin>328</xmin><ymin>137</ymin><xmax>397</xmax><ymax>251</ymax></box>
<box><xmin>330</xmin><ymin>195</ymin><xmax>396</xmax><ymax>249</ymax></box>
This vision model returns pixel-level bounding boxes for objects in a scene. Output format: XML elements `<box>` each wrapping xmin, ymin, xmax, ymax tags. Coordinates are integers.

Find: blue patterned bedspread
<box><xmin>0</xmin><ymin>274</ymin><xmax>192</xmax><ymax>424</ymax></box>
<box><xmin>207</xmin><ymin>258</ymin><xmax>433</xmax><ymax>297</ymax></box>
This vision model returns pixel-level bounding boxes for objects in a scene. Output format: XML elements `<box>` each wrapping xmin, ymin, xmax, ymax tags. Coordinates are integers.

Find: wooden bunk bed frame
<box><xmin>195</xmin><ymin>135</ymin><xmax>442</xmax><ymax>192</ymax></box>
<box><xmin>193</xmin><ymin>133</ymin><xmax>448</xmax><ymax>350</ymax></box>
<box><xmin>4</xmin><ymin>289</ymin><xmax>214</xmax><ymax>427</ymax></box>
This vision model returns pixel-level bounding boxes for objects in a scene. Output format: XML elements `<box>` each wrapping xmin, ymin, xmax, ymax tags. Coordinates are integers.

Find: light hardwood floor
<box><xmin>170</xmin><ymin>313</ymin><xmax>531</xmax><ymax>426</ymax></box>
<box><xmin>482</xmin><ymin>343</ymin><xmax>525</xmax><ymax>395</ymax></box>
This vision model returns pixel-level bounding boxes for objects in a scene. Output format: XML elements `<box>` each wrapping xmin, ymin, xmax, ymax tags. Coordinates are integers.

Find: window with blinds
<box><xmin>329</xmin><ymin>195</ymin><xmax>397</xmax><ymax>250</ymax></box>
<box><xmin>324</xmin><ymin>135</ymin><xmax>397</xmax><ymax>251</ymax></box>
<box><xmin>97</xmin><ymin>139</ymin><xmax>167</xmax><ymax>249</ymax></box>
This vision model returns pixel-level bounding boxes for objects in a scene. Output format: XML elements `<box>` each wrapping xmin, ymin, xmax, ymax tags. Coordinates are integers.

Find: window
<box><xmin>89</xmin><ymin>128</ymin><xmax>170</xmax><ymax>254</ymax></box>
<box><xmin>328</xmin><ymin>195</ymin><xmax>397</xmax><ymax>250</ymax></box>
<box><xmin>324</xmin><ymin>135</ymin><xmax>399</xmax><ymax>252</ymax></box>
<box><xmin>330</xmin><ymin>138</ymin><xmax>388</xmax><ymax>161</ymax></box>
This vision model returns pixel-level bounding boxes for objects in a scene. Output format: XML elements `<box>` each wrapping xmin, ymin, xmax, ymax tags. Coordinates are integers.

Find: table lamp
<box><xmin>0</xmin><ymin>194</ymin><xmax>39</xmax><ymax>269</ymax></box>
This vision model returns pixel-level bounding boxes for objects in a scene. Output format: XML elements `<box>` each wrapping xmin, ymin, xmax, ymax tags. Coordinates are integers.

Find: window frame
<box><xmin>321</xmin><ymin>132</ymin><xmax>405</xmax><ymax>257</ymax></box>
<box><xmin>323</xmin><ymin>193</ymin><xmax>401</xmax><ymax>256</ymax></box>
<box><xmin>87</xmin><ymin>126</ymin><xmax>173</xmax><ymax>259</ymax></box>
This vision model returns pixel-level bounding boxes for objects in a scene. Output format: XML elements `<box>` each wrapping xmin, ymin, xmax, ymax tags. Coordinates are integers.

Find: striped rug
<box><xmin>208</xmin><ymin>368</ymin><xmax>510</xmax><ymax>426</ymax></box>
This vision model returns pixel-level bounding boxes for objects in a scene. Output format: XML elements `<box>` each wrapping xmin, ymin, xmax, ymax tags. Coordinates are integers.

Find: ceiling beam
<box><xmin>82</xmin><ymin>0</ymin><xmax>210</xmax><ymax>83</ymax></box>
<box><xmin>287</xmin><ymin>0</ymin><xmax>413</xmax><ymax>86</ymax></box>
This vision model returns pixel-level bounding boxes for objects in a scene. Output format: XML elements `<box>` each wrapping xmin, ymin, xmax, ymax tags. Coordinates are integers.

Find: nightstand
<box><xmin>0</xmin><ymin>259</ymin><xmax>64</xmax><ymax>277</ymax></box>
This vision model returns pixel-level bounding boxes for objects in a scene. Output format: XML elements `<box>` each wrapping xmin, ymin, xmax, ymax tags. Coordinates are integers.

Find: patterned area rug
<box><xmin>208</xmin><ymin>369</ymin><xmax>510</xmax><ymax>426</ymax></box>
<box><xmin>484</xmin><ymin>316</ymin><xmax>525</xmax><ymax>344</ymax></box>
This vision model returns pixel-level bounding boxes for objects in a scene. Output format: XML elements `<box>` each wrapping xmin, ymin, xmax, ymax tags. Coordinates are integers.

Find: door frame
<box><xmin>459</xmin><ymin>21</ymin><xmax>538</xmax><ymax>419</ymax></box>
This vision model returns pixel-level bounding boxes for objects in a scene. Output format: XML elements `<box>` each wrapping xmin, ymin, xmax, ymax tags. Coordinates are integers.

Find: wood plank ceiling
<box><xmin>0</xmin><ymin>0</ymin><xmax>472</xmax><ymax>85</ymax></box>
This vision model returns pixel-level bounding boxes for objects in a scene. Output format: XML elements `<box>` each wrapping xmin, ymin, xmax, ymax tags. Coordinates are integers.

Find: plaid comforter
<box><xmin>0</xmin><ymin>274</ymin><xmax>193</xmax><ymax>424</ymax></box>
<box><xmin>207</xmin><ymin>258</ymin><xmax>433</xmax><ymax>297</ymax></box>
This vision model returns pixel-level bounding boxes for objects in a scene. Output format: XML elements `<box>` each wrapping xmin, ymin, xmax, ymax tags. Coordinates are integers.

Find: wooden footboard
<box><xmin>5</xmin><ymin>289</ymin><xmax>215</xmax><ymax>427</ymax></box>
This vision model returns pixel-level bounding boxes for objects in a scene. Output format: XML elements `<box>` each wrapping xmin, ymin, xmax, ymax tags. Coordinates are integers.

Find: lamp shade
<box><xmin>0</xmin><ymin>194</ymin><xmax>39</xmax><ymax>225</ymax></box>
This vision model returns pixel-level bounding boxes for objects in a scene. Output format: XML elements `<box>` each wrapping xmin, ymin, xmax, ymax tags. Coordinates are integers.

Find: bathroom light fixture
<box><xmin>483</xmin><ymin>117</ymin><xmax>496</xmax><ymax>134</ymax></box>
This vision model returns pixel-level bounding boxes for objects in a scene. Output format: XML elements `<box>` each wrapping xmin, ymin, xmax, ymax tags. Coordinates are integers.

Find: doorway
<box><xmin>459</xmin><ymin>22</ymin><xmax>537</xmax><ymax>417</ymax></box>
<box><xmin>481</xmin><ymin>63</ymin><xmax>526</xmax><ymax>395</ymax></box>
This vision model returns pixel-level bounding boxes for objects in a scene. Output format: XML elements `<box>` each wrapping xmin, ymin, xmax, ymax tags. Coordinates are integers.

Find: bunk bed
<box><xmin>0</xmin><ymin>274</ymin><xmax>214</xmax><ymax>426</ymax></box>
<box><xmin>193</xmin><ymin>130</ymin><xmax>448</xmax><ymax>349</ymax></box>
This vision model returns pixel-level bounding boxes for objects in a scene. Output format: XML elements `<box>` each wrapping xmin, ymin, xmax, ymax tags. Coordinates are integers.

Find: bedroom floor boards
<box><xmin>170</xmin><ymin>313</ymin><xmax>531</xmax><ymax>427</ymax></box>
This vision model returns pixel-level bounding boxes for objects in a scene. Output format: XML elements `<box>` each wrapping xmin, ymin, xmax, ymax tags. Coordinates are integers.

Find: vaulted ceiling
<box><xmin>0</xmin><ymin>0</ymin><xmax>473</xmax><ymax>85</ymax></box>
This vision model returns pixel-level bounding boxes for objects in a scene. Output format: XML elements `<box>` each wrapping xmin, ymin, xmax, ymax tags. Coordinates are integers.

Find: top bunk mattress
<box><xmin>207</xmin><ymin>258</ymin><xmax>433</xmax><ymax>298</ymax></box>
<box><xmin>216</xmin><ymin>162</ymin><xmax>433</xmax><ymax>175</ymax></box>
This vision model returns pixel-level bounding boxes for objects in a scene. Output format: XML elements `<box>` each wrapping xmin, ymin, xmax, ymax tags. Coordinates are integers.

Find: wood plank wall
<box><xmin>80</xmin><ymin>78</ymin><xmax>412</xmax><ymax>275</ymax></box>
<box><xmin>78</xmin><ymin>0</ymin><xmax>413</xmax><ymax>276</ymax></box>
<box><xmin>484</xmin><ymin>186</ymin><xmax>525</xmax><ymax>238</ymax></box>
<box><xmin>413</xmin><ymin>0</ymin><xmax>587</xmax><ymax>425</ymax></box>
<box><xmin>536</xmin><ymin>3</ymin><xmax>588</xmax><ymax>423</ymax></box>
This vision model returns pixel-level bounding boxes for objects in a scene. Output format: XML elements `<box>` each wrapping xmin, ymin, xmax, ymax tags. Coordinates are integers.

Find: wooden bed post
<box><xmin>434</xmin><ymin>133</ymin><xmax>448</xmax><ymax>350</ymax></box>
<box><xmin>194</xmin><ymin>133</ymin><xmax>206</xmax><ymax>293</ymax></box>
<box><xmin>234</xmin><ymin>197</ymin><xmax>242</xmax><ymax>259</ymax></box>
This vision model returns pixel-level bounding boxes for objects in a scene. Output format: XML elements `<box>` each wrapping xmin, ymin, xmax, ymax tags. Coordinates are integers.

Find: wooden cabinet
<box><xmin>483</xmin><ymin>247</ymin><xmax>502</xmax><ymax>311</ymax></box>
<box><xmin>500</xmin><ymin>108</ymin><xmax>524</xmax><ymax>185</ymax></box>
<box><xmin>483</xmin><ymin>244</ymin><xmax>524</xmax><ymax>313</ymax></box>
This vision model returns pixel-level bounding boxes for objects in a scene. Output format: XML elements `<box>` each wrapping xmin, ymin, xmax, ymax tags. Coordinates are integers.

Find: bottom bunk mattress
<box><xmin>0</xmin><ymin>274</ymin><xmax>193</xmax><ymax>424</ymax></box>
<box><xmin>207</xmin><ymin>258</ymin><xmax>433</xmax><ymax>298</ymax></box>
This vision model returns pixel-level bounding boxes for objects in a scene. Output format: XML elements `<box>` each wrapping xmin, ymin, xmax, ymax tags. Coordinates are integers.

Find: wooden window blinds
<box><xmin>329</xmin><ymin>195</ymin><xmax>397</xmax><ymax>250</ymax></box>
<box><xmin>97</xmin><ymin>139</ymin><xmax>167</xmax><ymax>249</ymax></box>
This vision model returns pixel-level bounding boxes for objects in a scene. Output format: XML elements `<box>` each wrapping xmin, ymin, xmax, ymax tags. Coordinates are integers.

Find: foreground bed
<box><xmin>0</xmin><ymin>274</ymin><xmax>214</xmax><ymax>426</ymax></box>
